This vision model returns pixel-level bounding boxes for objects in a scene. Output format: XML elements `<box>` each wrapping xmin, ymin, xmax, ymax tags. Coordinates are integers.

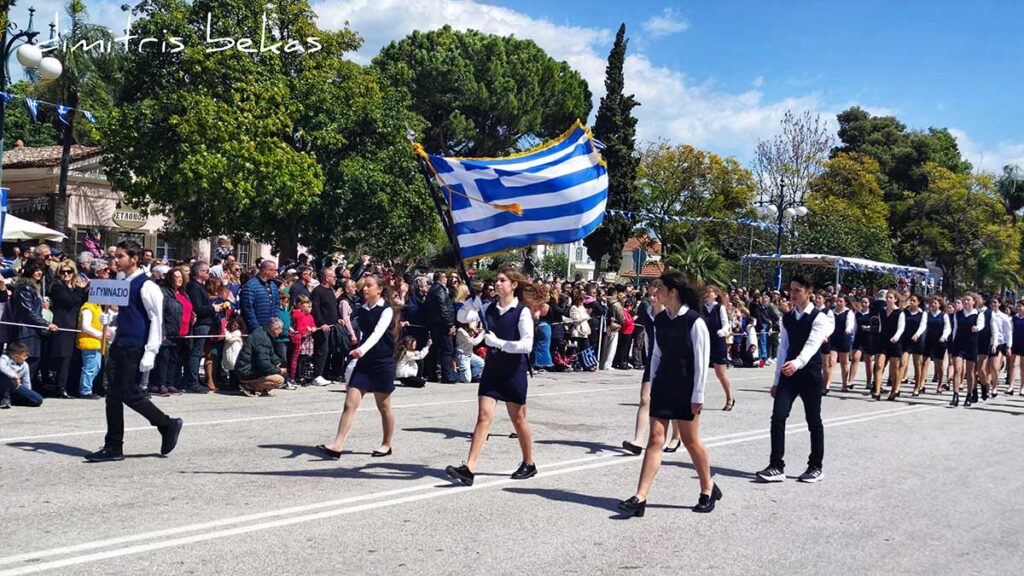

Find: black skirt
<box><xmin>348</xmin><ymin>356</ymin><xmax>396</xmax><ymax>394</ymax></box>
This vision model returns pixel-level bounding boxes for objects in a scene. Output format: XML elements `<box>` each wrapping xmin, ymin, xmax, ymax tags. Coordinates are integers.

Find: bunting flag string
<box><xmin>0</xmin><ymin>91</ymin><xmax>97</xmax><ymax>124</ymax></box>
<box><xmin>606</xmin><ymin>209</ymin><xmax>780</xmax><ymax>232</ymax></box>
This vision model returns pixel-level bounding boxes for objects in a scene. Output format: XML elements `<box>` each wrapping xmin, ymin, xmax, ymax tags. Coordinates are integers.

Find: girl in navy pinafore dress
<box><xmin>445</xmin><ymin>267</ymin><xmax>538</xmax><ymax>487</ymax></box>
<box><xmin>316</xmin><ymin>275</ymin><xmax>399</xmax><ymax>460</ymax></box>
<box><xmin>950</xmin><ymin>293</ymin><xmax>983</xmax><ymax>407</ymax></box>
<box><xmin>700</xmin><ymin>286</ymin><xmax>734</xmax><ymax>411</ymax></box>
<box><xmin>1006</xmin><ymin>299</ymin><xmax>1024</xmax><ymax>396</ymax></box>
<box><xmin>618</xmin><ymin>269</ymin><xmax>719</xmax><ymax>518</ymax></box>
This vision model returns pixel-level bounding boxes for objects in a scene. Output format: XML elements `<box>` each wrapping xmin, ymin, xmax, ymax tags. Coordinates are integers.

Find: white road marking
<box><xmin>0</xmin><ymin>375</ymin><xmax>769</xmax><ymax>444</ymax></box>
<box><xmin>0</xmin><ymin>402</ymin><xmax>937</xmax><ymax>575</ymax></box>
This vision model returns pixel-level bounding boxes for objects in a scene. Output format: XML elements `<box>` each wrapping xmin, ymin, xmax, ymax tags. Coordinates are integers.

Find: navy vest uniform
<box><xmin>479</xmin><ymin>302</ymin><xmax>529</xmax><ymax>405</ymax></box>
<box><xmin>853</xmin><ymin>311</ymin><xmax>874</xmax><ymax>354</ymax></box>
<box><xmin>781</xmin><ymin>308</ymin><xmax>823</xmax><ymax>386</ymax></box>
<box><xmin>650</xmin><ymin>308</ymin><xmax>701</xmax><ymax>421</ymax></box>
<box><xmin>640</xmin><ymin>306</ymin><xmax>657</xmax><ymax>383</ymax></box>
<box><xmin>952</xmin><ymin>310</ymin><xmax>979</xmax><ymax>362</ymax></box>
<box><xmin>1012</xmin><ymin>315</ymin><xmax>1024</xmax><ymax>356</ymax></box>
<box><xmin>702</xmin><ymin>303</ymin><xmax>728</xmax><ymax>365</ymax></box>
<box><xmin>113</xmin><ymin>273</ymin><xmax>154</xmax><ymax>349</ymax></box>
<box><xmin>347</xmin><ymin>302</ymin><xmax>397</xmax><ymax>394</ymax></box>
<box><xmin>977</xmin><ymin>309</ymin><xmax>993</xmax><ymax>357</ymax></box>
<box><xmin>828</xmin><ymin>310</ymin><xmax>851</xmax><ymax>353</ymax></box>
<box><xmin>924</xmin><ymin>312</ymin><xmax>947</xmax><ymax>360</ymax></box>
<box><xmin>880</xmin><ymin>309</ymin><xmax>904</xmax><ymax>358</ymax></box>
<box><xmin>901</xmin><ymin>310</ymin><xmax>925</xmax><ymax>355</ymax></box>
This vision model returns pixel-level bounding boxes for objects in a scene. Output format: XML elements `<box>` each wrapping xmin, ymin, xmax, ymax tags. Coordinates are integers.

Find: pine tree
<box><xmin>584</xmin><ymin>23</ymin><xmax>640</xmax><ymax>277</ymax></box>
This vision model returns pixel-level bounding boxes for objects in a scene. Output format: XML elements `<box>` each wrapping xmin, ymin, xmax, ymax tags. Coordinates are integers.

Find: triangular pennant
<box><xmin>57</xmin><ymin>104</ymin><xmax>71</xmax><ymax>125</ymax></box>
<box><xmin>24</xmin><ymin>98</ymin><xmax>38</xmax><ymax>122</ymax></box>
<box><xmin>0</xmin><ymin>92</ymin><xmax>11</xmax><ymax>104</ymax></box>
<box><xmin>83</xmin><ymin>110</ymin><xmax>96</xmax><ymax>123</ymax></box>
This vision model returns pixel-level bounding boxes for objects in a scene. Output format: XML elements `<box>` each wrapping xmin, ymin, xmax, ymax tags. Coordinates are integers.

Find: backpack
<box><xmin>621</xmin><ymin>308</ymin><xmax>635</xmax><ymax>335</ymax></box>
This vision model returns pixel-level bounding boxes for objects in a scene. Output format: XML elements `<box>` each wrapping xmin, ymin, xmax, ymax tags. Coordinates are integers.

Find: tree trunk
<box><xmin>54</xmin><ymin>115</ymin><xmax>76</xmax><ymax>252</ymax></box>
<box><xmin>275</xmin><ymin>225</ymin><xmax>300</xmax><ymax>262</ymax></box>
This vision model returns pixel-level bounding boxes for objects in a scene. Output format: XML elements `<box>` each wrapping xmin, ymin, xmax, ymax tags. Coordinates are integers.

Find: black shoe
<box><xmin>159</xmin><ymin>418</ymin><xmax>183</xmax><ymax>456</ymax></box>
<box><xmin>371</xmin><ymin>448</ymin><xmax>393</xmax><ymax>458</ymax></box>
<box><xmin>445</xmin><ymin>464</ymin><xmax>474</xmax><ymax>486</ymax></box>
<box><xmin>723</xmin><ymin>399</ymin><xmax>736</xmax><ymax>411</ymax></box>
<box><xmin>981</xmin><ymin>385</ymin><xmax>989</xmax><ymax>401</ymax></box>
<box><xmin>756</xmin><ymin>465</ymin><xmax>785</xmax><ymax>483</ymax></box>
<box><xmin>971</xmin><ymin>389</ymin><xmax>979</xmax><ymax>403</ymax></box>
<box><xmin>693</xmin><ymin>483</ymin><xmax>722</xmax><ymax>513</ymax></box>
<box><xmin>663</xmin><ymin>439</ymin><xmax>681</xmax><ymax>453</ymax></box>
<box><xmin>316</xmin><ymin>444</ymin><xmax>342</xmax><ymax>460</ymax></box>
<box><xmin>797</xmin><ymin>466</ymin><xmax>824</xmax><ymax>483</ymax></box>
<box><xmin>951</xmin><ymin>391</ymin><xmax>960</xmax><ymax>407</ymax></box>
<box><xmin>186</xmin><ymin>385</ymin><xmax>209</xmax><ymax>394</ymax></box>
<box><xmin>511</xmin><ymin>462</ymin><xmax>537</xmax><ymax>480</ymax></box>
<box><xmin>85</xmin><ymin>446</ymin><xmax>125</xmax><ymax>462</ymax></box>
<box><xmin>617</xmin><ymin>495</ymin><xmax>646</xmax><ymax>517</ymax></box>
<box><xmin>83</xmin><ymin>394</ymin><xmax>103</xmax><ymax>400</ymax></box>
<box><xmin>621</xmin><ymin>441</ymin><xmax>642</xmax><ymax>455</ymax></box>
<box><xmin>0</xmin><ymin>397</ymin><xmax>10</xmax><ymax>409</ymax></box>
<box><xmin>965</xmin><ymin>397</ymin><xmax>973</xmax><ymax>407</ymax></box>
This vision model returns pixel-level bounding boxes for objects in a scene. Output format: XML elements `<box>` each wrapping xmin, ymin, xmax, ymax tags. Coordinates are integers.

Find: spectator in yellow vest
<box><xmin>77</xmin><ymin>301</ymin><xmax>111</xmax><ymax>399</ymax></box>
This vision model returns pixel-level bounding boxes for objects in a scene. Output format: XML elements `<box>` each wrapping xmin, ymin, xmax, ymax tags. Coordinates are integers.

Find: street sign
<box><xmin>89</xmin><ymin>279</ymin><xmax>130</xmax><ymax>306</ymax></box>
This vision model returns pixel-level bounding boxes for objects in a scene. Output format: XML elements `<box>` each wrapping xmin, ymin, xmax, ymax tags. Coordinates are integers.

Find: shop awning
<box><xmin>2</xmin><ymin>213</ymin><xmax>67</xmax><ymax>241</ymax></box>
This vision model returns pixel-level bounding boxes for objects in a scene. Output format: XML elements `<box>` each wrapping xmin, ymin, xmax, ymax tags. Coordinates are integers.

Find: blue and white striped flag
<box><xmin>424</xmin><ymin>122</ymin><xmax>608</xmax><ymax>260</ymax></box>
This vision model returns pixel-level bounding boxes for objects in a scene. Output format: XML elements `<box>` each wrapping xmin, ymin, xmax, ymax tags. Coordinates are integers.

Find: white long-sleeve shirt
<box><xmin>704</xmin><ymin>302</ymin><xmax>730</xmax><ymax>338</ymax></box>
<box><xmin>774</xmin><ymin>302</ymin><xmax>834</xmax><ymax>387</ymax></box>
<box><xmin>483</xmin><ymin>297</ymin><xmax>534</xmax><ymax>354</ymax></box>
<box><xmin>885</xmin><ymin>309</ymin><xmax>906</xmax><ymax>342</ymax></box>
<box><xmin>397</xmin><ymin>345</ymin><xmax>429</xmax><ymax>378</ymax></box>
<box><xmin>991</xmin><ymin>310</ymin><xmax>1012</xmax><ymax>349</ymax></box>
<box><xmin>907</xmin><ymin>310</ymin><xmax>927</xmax><ymax>342</ymax></box>
<box><xmin>456</xmin><ymin>327</ymin><xmax>485</xmax><ymax>356</ymax></box>
<box><xmin>837</xmin><ymin>309</ymin><xmax>855</xmax><ymax>335</ymax></box>
<box><xmin>111</xmin><ymin>268</ymin><xmax>163</xmax><ymax>356</ymax></box>
<box><xmin>354</xmin><ymin>299</ymin><xmax>394</xmax><ymax>357</ymax></box>
<box><xmin>0</xmin><ymin>355</ymin><xmax>31</xmax><ymax>390</ymax></box>
<box><xmin>648</xmin><ymin>304</ymin><xmax>710</xmax><ymax>404</ymax></box>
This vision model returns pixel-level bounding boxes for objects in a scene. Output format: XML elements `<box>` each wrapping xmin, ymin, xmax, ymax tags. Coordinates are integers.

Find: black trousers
<box><xmin>769</xmin><ymin>371</ymin><xmax>824</xmax><ymax>470</ymax></box>
<box><xmin>104</xmin><ymin>346</ymin><xmax>172</xmax><ymax>449</ymax></box>
<box><xmin>423</xmin><ymin>325</ymin><xmax>455</xmax><ymax>381</ymax></box>
<box><xmin>312</xmin><ymin>330</ymin><xmax>331</xmax><ymax>379</ymax></box>
<box><xmin>150</xmin><ymin>343</ymin><xmax>178</xmax><ymax>390</ymax></box>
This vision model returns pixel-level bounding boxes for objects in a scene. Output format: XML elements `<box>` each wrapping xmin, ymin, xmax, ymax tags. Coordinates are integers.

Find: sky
<box><xmin>8</xmin><ymin>0</ymin><xmax>1022</xmax><ymax>171</ymax></box>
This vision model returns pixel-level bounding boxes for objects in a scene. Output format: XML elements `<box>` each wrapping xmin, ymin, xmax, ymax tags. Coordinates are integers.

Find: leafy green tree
<box><xmin>2</xmin><ymin>81</ymin><xmax>60</xmax><ymax>147</ymax></box>
<box><xmin>540</xmin><ymin>251</ymin><xmax>568</xmax><ymax>279</ymax></box>
<box><xmin>792</xmin><ymin>153</ymin><xmax>894</xmax><ymax>286</ymax></box>
<box><xmin>637</xmin><ymin>142</ymin><xmax>755</xmax><ymax>255</ymax></box>
<box><xmin>896</xmin><ymin>163</ymin><xmax>1019</xmax><ymax>295</ymax></box>
<box><xmin>374</xmin><ymin>25</ymin><xmax>591</xmax><ymax>157</ymax></box>
<box><xmin>663</xmin><ymin>239</ymin><xmax>728</xmax><ymax>287</ymax></box>
<box><xmin>584</xmin><ymin>23</ymin><xmax>640</xmax><ymax>277</ymax></box>
<box><xmin>996</xmin><ymin>164</ymin><xmax>1024</xmax><ymax>222</ymax></box>
<box><xmin>103</xmin><ymin>0</ymin><xmax>432</xmax><ymax>260</ymax></box>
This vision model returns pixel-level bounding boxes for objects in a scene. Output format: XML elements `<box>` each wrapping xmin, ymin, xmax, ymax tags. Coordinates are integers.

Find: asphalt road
<box><xmin>2</xmin><ymin>365</ymin><xmax>1023</xmax><ymax>575</ymax></box>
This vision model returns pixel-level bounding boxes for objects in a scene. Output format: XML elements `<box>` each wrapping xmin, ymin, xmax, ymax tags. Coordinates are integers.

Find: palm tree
<box><xmin>974</xmin><ymin>247</ymin><xmax>1021</xmax><ymax>293</ymax></box>
<box><xmin>662</xmin><ymin>238</ymin><xmax>729</xmax><ymax>287</ymax></box>
<box><xmin>31</xmin><ymin>0</ymin><xmax>119</xmax><ymax>242</ymax></box>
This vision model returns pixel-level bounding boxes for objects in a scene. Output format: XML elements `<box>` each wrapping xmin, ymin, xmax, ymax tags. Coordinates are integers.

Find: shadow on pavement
<box><xmin>189</xmin><ymin>461</ymin><xmax>447</xmax><ymax>481</ymax></box>
<box><xmin>663</xmin><ymin>460</ymin><xmax>758</xmax><ymax>480</ymax></box>
<box><xmin>7</xmin><ymin>442</ymin><xmax>159</xmax><ymax>459</ymax></box>
<box><xmin>403</xmin><ymin>427</ymin><xmax>472</xmax><ymax>440</ymax></box>
<box><xmin>258</xmin><ymin>444</ymin><xmax>331</xmax><ymax>459</ymax></box>
<box><xmin>535</xmin><ymin>438</ymin><xmax>629</xmax><ymax>455</ymax></box>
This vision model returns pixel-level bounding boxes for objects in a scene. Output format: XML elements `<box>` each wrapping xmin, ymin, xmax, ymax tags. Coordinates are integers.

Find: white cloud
<box><xmin>642</xmin><ymin>8</ymin><xmax>689</xmax><ymax>39</ymax></box>
<box><xmin>950</xmin><ymin>129</ymin><xmax>1024</xmax><ymax>173</ymax></box>
<box><xmin>312</xmin><ymin>0</ymin><xmax>836</xmax><ymax>160</ymax></box>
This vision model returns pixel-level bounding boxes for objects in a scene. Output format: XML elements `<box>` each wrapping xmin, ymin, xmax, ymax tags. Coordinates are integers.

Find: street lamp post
<box><xmin>755</xmin><ymin>183</ymin><xmax>809</xmax><ymax>290</ymax></box>
<box><xmin>0</xmin><ymin>7</ymin><xmax>64</xmax><ymax>189</ymax></box>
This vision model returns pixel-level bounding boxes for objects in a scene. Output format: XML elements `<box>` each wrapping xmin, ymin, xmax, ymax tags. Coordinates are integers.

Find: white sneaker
<box><xmin>313</xmin><ymin>376</ymin><xmax>331</xmax><ymax>386</ymax></box>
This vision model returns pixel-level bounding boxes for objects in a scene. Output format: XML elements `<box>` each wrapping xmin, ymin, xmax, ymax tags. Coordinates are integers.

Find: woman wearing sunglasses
<box><xmin>48</xmin><ymin>262</ymin><xmax>89</xmax><ymax>397</ymax></box>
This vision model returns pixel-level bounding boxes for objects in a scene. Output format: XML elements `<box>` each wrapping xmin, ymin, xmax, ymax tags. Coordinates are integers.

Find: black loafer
<box><xmin>693</xmin><ymin>483</ymin><xmax>722</xmax><ymax>513</ymax></box>
<box><xmin>371</xmin><ymin>448</ymin><xmax>392</xmax><ymax>458</ymax></box>
<box><xmin>316</xmin><ymin>444</ymin><xmax>342</xmax><ymax>460</ymax></box>
<box><xmin>510</xmin><ymin>462</ymin><xmax>537</xmax><ymax>480</ymax></box>
<box><xmin>617</xmin><ymin>496</ymin><xmax>646</xmax><ymax>517</ymax></box>
<box><xmin>621</xmin><ymin>441</ymin><xmax>642</xmax><ymax>455</ymax></box>
<box><xmin>160</xmin><ymin>418</ymin><xmax>183</xmax><ymax>456</ymax></box>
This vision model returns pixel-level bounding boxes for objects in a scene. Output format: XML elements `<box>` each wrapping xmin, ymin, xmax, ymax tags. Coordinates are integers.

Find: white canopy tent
<box><xmin>2</xmin><ymin>213</ymin><xmax>67</xmax><ymax>241</ymax></box>
<box><xmin>742</xmin><ymin>253</ymin><xmax>931</xmax><ymax>290</ymax></box>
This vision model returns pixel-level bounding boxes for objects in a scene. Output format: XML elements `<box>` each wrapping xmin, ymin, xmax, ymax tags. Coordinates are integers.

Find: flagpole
<box><xmin>412</xmin><ymin>154</ymin><xmax>473</xmax><ymax>289</ymax></box>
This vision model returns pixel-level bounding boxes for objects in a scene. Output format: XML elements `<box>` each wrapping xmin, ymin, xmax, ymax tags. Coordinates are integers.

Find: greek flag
<box><xmin>424</xmin><ymin>121</ymin><xmax>608</xmax><ymax>260</ymax></box>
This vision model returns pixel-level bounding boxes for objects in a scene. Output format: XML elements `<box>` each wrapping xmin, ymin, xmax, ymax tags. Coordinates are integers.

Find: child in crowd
<box><xmin>276</xmin><ymin>292</ymin><xmax>296</xmax><ymax>388</ymax></box>
<box><xmin>1</xmin><ymin>342</ymin><xmax>43</xmax><ymax>409</ymax></box>
<box><xmin>290</xmin><ymin>295</ymin><xmax>317</xmax><ymax>385</ymax></box>
<box><xmin>221</xmin><ymin>316</ymin><xmax>245</xmax><ymax>390</ymax></box>
<box><xmin>455</xmin><ymin>309</ymin><xmax>485</xmax><ymax>383</ymax></box>
<box><xmin>396</xmin><ymin>336</ymin><xmax>429</xmax><ymax>388</ymax></box>
<box><xmin>76</xmin><ymin>299</ymin><xmax>109</xmax><ymax>399</ymax></box>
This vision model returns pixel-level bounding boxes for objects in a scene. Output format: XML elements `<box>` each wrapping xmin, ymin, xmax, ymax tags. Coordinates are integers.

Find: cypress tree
<box><xmin>584</xmin><ymin>23</ymin><xmax>640</xmax><ymax>277</ymax></box>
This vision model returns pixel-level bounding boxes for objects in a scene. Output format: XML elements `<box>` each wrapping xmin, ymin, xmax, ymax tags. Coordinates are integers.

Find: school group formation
<box><xmin>4</xmin><ymin>239</ymin><xmax>1014</xmax><ymax>517</ymax></box>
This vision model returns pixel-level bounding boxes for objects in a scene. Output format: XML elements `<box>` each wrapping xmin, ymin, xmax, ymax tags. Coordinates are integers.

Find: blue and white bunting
<box><xmin>424</xmin><ymin>122</ymin><xmax>608</xmax><ymax>260</ymax></box>
<box><xmin>607</xmin><ymin>209</ymin><xmax>781</xmax><ymax>232</ymax></box>
<box><xmin>57</xmin><ymin>104</ymin><xmax>71</xmax><ymax>125</ymax></box>
<box><xmin>24</xmin><ymin>98</ymin><xmax>39</xmax><ymax>122</ymax></box>
<box><xmin>83</xmin><ymin>110</ymin><xmax>96</xmax><ymax>123</ymax></box>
